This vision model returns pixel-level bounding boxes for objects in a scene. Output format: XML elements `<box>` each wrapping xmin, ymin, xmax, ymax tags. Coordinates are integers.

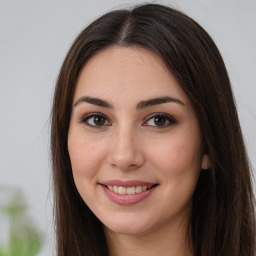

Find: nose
<box><xmin>107</xmin><ymin>126</ymin><xmax>145</xmax><ymax>170</ymax></box>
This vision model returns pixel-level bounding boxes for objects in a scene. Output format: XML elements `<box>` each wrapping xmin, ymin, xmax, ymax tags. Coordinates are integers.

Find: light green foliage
<box><xmin>0</xmin><ymin>188</ymin><xmax>43</xmax><ymax>256</ymax></box>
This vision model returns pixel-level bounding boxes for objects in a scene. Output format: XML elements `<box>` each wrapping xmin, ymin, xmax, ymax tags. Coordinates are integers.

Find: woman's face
<box><xmin>68</xmin><ymin>46</ymin><xmax>206</xmax><ymax>236</ymax></box>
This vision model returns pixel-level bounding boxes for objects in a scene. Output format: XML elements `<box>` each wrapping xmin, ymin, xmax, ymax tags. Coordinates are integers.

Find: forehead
<box><xmin>73</xmin><ymin>46</ymin><xmax>190</xmax><ymax>107</ymax></box>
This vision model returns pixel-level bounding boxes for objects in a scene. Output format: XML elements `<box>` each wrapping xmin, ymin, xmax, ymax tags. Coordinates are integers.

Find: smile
<box><xmin>106</xmin><ymin>185</ymin><xmax>154</xmax><ymax>195</ymax></box>
<box><xmin>100</xmin><ymin>181</ymin><xmax>158</xmax><ymax>205</ymax></box>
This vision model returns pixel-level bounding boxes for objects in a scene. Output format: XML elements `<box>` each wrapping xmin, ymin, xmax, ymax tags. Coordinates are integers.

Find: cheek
<box><xmin>149</xmin><ymin>130</ymin><xmax>202</xmax><ymax>175</ymax></box>
<box><xmin>68</xmin><ymin>136</ymin><xmax>102</xmax><ymax>178</ymax></box>
<box><xmin>67</xmin><ymin>136</ymin><xmax>105</xmax><ymax>205</ymax></box>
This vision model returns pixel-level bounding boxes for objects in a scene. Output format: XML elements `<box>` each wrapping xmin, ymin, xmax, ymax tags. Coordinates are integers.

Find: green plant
<box><xmin>0</xmin><ymin>188</ymin><xmax>42</xmax><ymax>256</ymax></box>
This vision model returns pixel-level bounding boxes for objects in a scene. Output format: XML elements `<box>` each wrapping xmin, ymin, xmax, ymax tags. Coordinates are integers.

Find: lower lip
<box><xmin>101</xmin><ymin>185</ymin><xmax>157</xmax><ymax>205</ymax></box>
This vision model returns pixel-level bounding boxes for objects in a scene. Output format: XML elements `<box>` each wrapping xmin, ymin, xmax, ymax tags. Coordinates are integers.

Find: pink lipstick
<box><xmin>100</xmin><ymin>180</ymin><xmax>158</xmax><ymax>205</ymax></box>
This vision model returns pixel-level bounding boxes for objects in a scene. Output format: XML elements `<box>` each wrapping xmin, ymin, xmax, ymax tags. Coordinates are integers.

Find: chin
<box><xmin>105</xmin><ymin>224</ymin><xmax>150</xmax><ymax>236</ymax></box>
<box><xmin>102</xmin><ymin>215</ymin><xmax>154</xmax><ymax>236</ymax></box>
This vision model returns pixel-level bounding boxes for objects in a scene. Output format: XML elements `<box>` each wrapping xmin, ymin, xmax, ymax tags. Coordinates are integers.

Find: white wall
<box><xmin>0</xmin><ymin>0</ymin><xmax>255</xmax><ymax>255</ymax></box>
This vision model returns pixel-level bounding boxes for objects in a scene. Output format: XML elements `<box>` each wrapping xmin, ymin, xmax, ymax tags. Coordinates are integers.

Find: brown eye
<box><xmin>82</xmin><ymin>113</ymin><xmax>111</xmax><ymax>127</ymax></box>
<box><xmin>154</xmin><ymin>116</ymin><xmax>167</xmax><ymax>126</ymax></box>
<box><xmin>93</xmin><ymin>116</ymin><xmax>105</xmax><ymax>126</ymax></box>
<box><xmin>143</xmin><ymin>113</ymin><xmax>176</xmax><ymax>128</ymax></box>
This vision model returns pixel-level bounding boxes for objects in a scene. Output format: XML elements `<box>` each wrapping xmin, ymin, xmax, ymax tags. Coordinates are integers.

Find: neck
<box><xmin>104</xmin><ymin>217</ymin><xmax>193</xmax><ymax>256</ymax></box>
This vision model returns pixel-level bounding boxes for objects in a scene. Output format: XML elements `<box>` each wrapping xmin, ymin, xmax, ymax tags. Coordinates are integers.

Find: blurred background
<box><xmin>0</xmin><ymin>0</ymin><xmax>255</xmax><ymax>255</ymax></box>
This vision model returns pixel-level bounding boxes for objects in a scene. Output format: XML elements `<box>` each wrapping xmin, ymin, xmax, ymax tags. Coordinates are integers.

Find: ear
<box><xmin>201</xmin><ymin>154</ymin><xmax>211</xmax><ymax>170</ymax></box>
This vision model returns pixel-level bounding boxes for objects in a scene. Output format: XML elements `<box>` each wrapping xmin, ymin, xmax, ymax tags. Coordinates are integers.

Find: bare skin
<box><xmin>105</xmin><ymin>208</ymin><xmax>193</xmax><ymax>256</ymax></box>
<box><xmin>68</xmin><ymin>46</ymin><xmax>210</xmax><ymax>256</ymax></box>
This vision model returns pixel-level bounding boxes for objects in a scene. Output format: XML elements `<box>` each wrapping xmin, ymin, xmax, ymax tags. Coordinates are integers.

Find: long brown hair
<box><xmin>51</xmin><ymin>4</ymin><xmax>255</xmax><ymax>255</ymax></box>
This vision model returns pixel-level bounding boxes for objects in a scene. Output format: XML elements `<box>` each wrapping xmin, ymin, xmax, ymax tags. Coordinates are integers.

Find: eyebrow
<box><xmin>136</xmin><ymin>96</ymin><xmax>184</xmax><ymax>110</ymax></box>
<box><xmin>74</xmin><ymin>96</ymin><xmax>184</xmax><ymax>109</ymax></box>
<box><xmin>74</xmin><ymin>96</ymin><xmax>113</xmax><ymax>108</ymax></box>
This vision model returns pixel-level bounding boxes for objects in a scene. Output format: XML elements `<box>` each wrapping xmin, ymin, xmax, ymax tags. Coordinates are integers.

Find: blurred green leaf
<box><xmin>0</xmin><ymin>187</ymin><xmax>43</xmax><ymax>256</ymax></box>
<box><xmin>0</xmin><ymin>245</ymin><xmax>5</xmax><ymax>256</ymax></box>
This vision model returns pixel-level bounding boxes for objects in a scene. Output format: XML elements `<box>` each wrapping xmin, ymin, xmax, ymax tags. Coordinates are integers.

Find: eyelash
<box><xmin>81</xmin><ymin>112</ymin><xmax>111</xmax><ymax>128</ymax></box>
<box><xmin>143</xmin><ymin>112</ymin><xmax>177</xmax><ymax>128</ymax></box>
<box><xmin>80</xmin><ymin>112</ymin><xmax>177</xmax><ymax>129</ymax></box>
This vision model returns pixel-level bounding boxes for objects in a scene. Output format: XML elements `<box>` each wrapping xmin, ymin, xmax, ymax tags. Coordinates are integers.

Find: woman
<box><xmin>51</xmin><ymin>3</ymin><xmax>255</xmax><ymax>256</ymax></box>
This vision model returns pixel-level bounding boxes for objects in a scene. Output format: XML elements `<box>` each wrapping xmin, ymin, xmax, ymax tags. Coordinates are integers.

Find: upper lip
<box><xmin>100</xmin><ymin>179</ymin><xmax>157</xmax><ymax>187</ymax></box>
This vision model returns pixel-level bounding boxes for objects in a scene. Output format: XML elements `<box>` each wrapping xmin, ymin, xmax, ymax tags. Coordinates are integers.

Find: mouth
<box><xmin>99</xmin><ymin>180</ymin><xmax>159</xmax><ymax>205</ymax></box>
<box><xmin>104</xmin><ymin>184</ymin><xmax>157</xmax><ymax>195</ymax></box>
<box><xmin>101</xmin><ymin>183</ymin><xmax>158</xmax><ymax>205</ymax></box>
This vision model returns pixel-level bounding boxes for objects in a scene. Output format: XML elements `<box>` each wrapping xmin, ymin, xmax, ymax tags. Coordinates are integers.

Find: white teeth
<box><xmin>113</xmin><ymin>185</ymin><xmax>118</xmax><ymax>193</ymax></box>
<box><xmin>118</xmin><ymin>186</ymin><xmax>126</xmax><ymax>194</ymax></box>
<box><xmin>127</xmin><ymin>186</ymin><xmax>135</xmax><ymax>195</ymax></box>
<box><xmin>106</xmin><ymin>185</ymin><xmax>153</xmax><ymax>195</ymax></box>
<box><xmin>135</xmin><ymin>186</ymin><xmax>142</xmax><ymax>193</ymax></box>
